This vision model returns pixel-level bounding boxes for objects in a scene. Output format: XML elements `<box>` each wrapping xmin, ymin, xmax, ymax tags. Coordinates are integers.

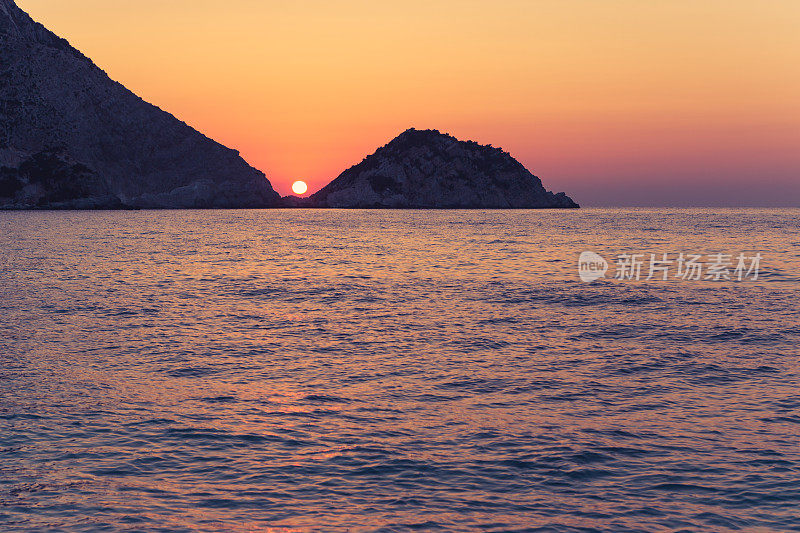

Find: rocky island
<box><xmin>1</xmin><ymin>0</ymin><xmax>578</xmax><ymax>211</ymax></box>
<box><xmin>299</xmin><ymin>129</ymin><xmax>578</xmax><ymax>209</ymax></box>
<box><xmin>0</xmin><ymin>0</ymin><xmax>280</xmax><ymax>209</ymax></box>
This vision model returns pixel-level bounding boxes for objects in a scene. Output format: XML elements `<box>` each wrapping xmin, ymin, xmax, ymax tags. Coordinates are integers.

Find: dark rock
<box><xmin>307</xmin><ymin>129</ymin><xmax>579</xmax><ymax>209</ymax></box>
<box><xmin>0</xmin><ymin>0</ymin><xmax>280</xmax><ymax>209</ymax></box>
<box><xmin>279</xmin><ymin>195</ymin><xmax>315</xmax><ymax>208</ymax></box>
<box><xmin>0</xmin><ymin>148</ymin><xmax>121</xmax><ymax>208</ymax></box>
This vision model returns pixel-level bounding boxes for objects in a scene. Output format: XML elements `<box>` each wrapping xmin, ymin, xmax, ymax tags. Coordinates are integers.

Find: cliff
<box><xmin>0</xmin><ymin>0</ymin><xmax>280</xmax><ymax>209</ymax></box>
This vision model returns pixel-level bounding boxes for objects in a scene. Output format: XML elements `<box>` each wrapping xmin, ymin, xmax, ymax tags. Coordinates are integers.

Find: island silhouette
<box><xmin>0</xmin><ymin>0</ymin><xmax>577</xmax><ymax>210</ymax></box>
<box><xmin>287</xmin><ymin>128</ymin><xmax>577</xmax><ymax>209</ymax></box>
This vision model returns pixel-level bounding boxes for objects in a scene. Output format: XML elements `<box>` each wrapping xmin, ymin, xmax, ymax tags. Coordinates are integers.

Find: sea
<box><xmin>0</xmin><ymin>208</ymin><xmax>798</xmax><ymax>532</ymax></box>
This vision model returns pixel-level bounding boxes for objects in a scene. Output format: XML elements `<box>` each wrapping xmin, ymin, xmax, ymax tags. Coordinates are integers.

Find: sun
<box><xmin>291</xmin><ymin>180</ymin><xmax>308</xmax><ymax>195</ymax></box>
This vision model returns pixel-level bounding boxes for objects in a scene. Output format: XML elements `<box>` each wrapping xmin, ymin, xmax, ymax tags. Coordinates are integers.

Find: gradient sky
<box><xmin>17</xmin><ymin>0</ymin><xmax>800</xmax><ymax>205</ymax></box>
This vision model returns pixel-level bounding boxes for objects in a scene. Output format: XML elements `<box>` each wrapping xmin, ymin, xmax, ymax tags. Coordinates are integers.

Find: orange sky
<box><xmin>17</xmin><ymin>0</ymin><xmax>800</xmax><ymax>205</ymax></box>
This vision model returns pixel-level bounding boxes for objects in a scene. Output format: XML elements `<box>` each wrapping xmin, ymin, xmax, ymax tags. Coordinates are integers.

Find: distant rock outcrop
<box><xmin>0</xmin><ymin>0</ymin><xmax>280</xmax><ymax>209</ymax></box>
<box><xmin>303</xmin><ymin>129</ymin><xmax>579</xmax><ymax>209</ymax></box>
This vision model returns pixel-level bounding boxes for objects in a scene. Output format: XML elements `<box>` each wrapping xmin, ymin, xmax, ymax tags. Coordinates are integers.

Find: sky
<box><xmin>17</xmin><ymin>0</ymin><xmax>800</xmax><ymax>205</ymax></box>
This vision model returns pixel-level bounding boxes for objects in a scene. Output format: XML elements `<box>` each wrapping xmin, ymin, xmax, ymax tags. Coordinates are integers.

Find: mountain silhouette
<box><xmin>0</xmin><ymin>0</ymin><xmax>280</xmax><ymax>209</ymax></box>
<box><xmin>303</xmin><ymin>129</ymin><xmax>579</xmax><ymax>208</ymax></box>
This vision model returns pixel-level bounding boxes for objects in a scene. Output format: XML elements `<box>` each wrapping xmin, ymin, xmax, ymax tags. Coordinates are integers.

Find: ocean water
<box><xmin>0</xmin><ymin>208</ymin><xmax>799</xmax><ymax>533</ymax></box>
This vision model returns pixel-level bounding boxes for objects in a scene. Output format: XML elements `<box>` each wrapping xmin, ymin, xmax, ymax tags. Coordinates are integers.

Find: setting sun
<box><xmin>291</xmin><ymin>180</ymin><xmax>308</xmax><ymax>195</ymax></box>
